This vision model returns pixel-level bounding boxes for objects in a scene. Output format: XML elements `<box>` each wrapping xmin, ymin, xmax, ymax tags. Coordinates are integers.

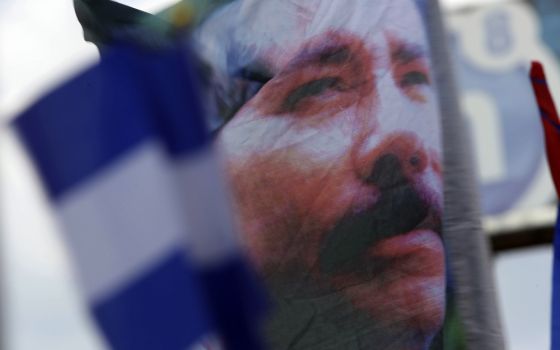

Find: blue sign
<box><xmin>449</xmin><ymin>4</ymin><xmax>555</xmax><ymax>215</ymax></box>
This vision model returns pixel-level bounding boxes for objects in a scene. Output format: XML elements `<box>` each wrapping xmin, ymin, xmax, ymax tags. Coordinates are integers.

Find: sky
<box><xmin>0</xmin><ymin>0</ymin><xmax>551</xmax><ymax>349</ymax></box>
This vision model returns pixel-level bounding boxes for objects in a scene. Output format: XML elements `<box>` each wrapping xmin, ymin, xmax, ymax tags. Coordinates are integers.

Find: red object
<box><xmin>530</xmin><ymin>61</ymin><xmax>560</xmax><ymax>199</ymax></box>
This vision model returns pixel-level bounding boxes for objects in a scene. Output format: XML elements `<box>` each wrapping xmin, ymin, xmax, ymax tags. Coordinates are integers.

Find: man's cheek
<box><xmin>222</xmin><ymin>116</ymin><xmax>351</xmax><ymax>166</ymax></box>
<box><xmin>217</xmin><ymin>110</ymin><xmax>297</xmax><ymax>158</ymax></box>
<box><xmin>224</xmin><ymin>158</ymin><xmax>301</xmax><ymax>269</ymax></box>
<box><xmin>225</xmin><ymin>151</ymin><xmax>354</xmax><ymax>262</ymax></box>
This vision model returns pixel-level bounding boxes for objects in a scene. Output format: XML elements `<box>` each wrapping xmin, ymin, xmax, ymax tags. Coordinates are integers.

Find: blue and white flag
<box><xmin>13</xmin><ymin>42</ymin><xmax>265</xmax><ymax>350</ymax></box>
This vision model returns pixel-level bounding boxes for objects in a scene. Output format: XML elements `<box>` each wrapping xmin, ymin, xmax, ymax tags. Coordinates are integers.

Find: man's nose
<box><xmin>356</xmin><ymin>132</ymin><xmax>429</xmax><ymax>190</ymax></box>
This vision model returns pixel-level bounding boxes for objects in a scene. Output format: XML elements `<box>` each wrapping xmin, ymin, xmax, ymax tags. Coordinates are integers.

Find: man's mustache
<box><xmin>319</xmin><ymin>182</ymin><xmax>441</xmax><ymax>276</ymax></box>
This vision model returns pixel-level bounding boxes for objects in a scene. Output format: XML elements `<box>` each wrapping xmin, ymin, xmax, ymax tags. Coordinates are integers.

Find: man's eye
<box><xmin>238</xmin><ymin>66</ymin><xmax>273</xmax><ymax>84</ymax></box>
<box><xmin>282</xmin><ymin>77</ymin><xmax>341</xmax><ymax>112</ymax></box>
<box><xmin>400</xmin><ymin>71</ymin><xmax>429</xmax><ymax>88</ymax></box>
<box><xmin>236</xmin><ymin>66</ymin><xmax>274</xmax><ymax>104</ymax></box>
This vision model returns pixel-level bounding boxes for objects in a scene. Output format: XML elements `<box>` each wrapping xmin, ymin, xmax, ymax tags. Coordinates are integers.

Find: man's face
<box><xmin>198</xmin><ymin>0</ymin><xmax>444</xmax><ymax>345</ymax></box>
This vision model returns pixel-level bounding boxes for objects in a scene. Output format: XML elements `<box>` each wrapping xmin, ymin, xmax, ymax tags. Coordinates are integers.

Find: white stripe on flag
<box><xmin>176</xmin><ymin>147</ymin><xmax>239</xmax><ymax>267</ymax></box>
<box><xmin>57</xmin><ymin>141</ymin><xmax>185</xmax><ymax>302</ymax></box>
<box><xmin>188</xmin><ymin>333</ymin><xmax>224</xmax><ymax>350</ymax></box>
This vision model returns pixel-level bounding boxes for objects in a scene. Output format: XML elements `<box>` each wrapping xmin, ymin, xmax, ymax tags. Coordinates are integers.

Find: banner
<box><xmin>194</xmin><ymin>1</ymin><xmax>448</xmax><ymax>349</ymax></box>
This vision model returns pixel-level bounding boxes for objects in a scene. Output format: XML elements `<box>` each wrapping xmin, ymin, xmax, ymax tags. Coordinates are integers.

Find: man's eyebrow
<box><xmin>391</xmin><ymin>42</ymin><xmax>425</xmax><ymax>64</ymax></box>
<box><xmin>297</xmin><ymin>44</ymin><xmax>352</xmax><ymax>67</ymax></box>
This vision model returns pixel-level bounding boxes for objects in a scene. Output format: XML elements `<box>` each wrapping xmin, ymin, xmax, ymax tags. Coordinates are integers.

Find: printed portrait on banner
<box><xmin>194</xmin><ymin>1</ymin><xmax>446</xmax><ymax>348</ymax></box>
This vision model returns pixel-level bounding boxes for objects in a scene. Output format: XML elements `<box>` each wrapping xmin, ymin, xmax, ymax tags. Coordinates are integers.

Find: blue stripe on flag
<box><xmin>539</xmin><ymin>108</ymin><xmax>560</xmax><ymax>132</ymax></box>
<box><xmin>14</xmin><ymin>44</ymin><xmax>208</xmax><ymax>200</ymax></box>
<box><xmin>93</xmin><ymin>249</ymin><xmax>212</xmax><ymax>350</ymax></box>
<box><xmin>199</xmin><ymin>256</ymin><xmax>267</xmax><ymax>350</ymax></box>
<box><xmin>14</xmin><ymin>63</ymin><xmax>151</xmax><ymax>199</ymax></box>
<box><xmin>133</xmin><ymin>45</ymin><xmax>209</xmax><ymax>156</ymax></box>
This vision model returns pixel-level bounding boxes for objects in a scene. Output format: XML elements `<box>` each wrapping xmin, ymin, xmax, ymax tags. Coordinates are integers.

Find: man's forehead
<box><xmin>235</xmin><ymin>1</ymin><xmax>425</xmax><ymax>37</ymax></box>
<box><xmin>199</xmin><ymin>0</ymin><xmax>428</xmax><ymax>73</ymax></box>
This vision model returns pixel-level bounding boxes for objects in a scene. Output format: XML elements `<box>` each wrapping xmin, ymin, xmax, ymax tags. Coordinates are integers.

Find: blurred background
<box><xmin>1</xmin><ymin>0</ymin><xmax>559</xmax><ymax>349</ymax></box>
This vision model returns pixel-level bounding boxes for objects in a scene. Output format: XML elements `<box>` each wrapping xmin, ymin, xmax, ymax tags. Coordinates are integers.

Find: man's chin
<box><xmin>335</xmin><ymin>230</ymin><xmax>446</xmax><ymax>334</ymax></box>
